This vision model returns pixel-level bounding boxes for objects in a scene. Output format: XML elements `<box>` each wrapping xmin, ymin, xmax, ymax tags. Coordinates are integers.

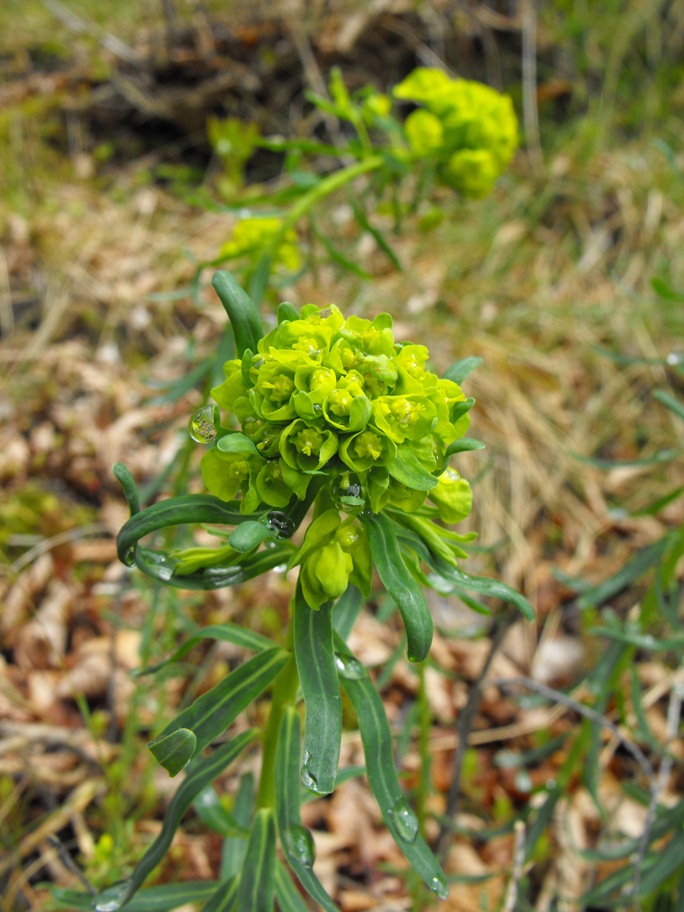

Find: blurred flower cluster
<box><xmin>219</xmin><ymin>216</ymin><xmax>302</xmax><ymax>273</ymax></box>
<box><xmin>201</xmin><ymin>303</ymin><xmax>473</xmax><ymax>607</ymax></box>
<box><xmin>394</xmin><ymin>67</ymin><xmax>519</xmax><ymax>198</ymax></box>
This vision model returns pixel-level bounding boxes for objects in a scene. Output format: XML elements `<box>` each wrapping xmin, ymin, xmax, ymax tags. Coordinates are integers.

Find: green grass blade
<box><xmin>92</xmin><ymin>732</ymin><xmax>257</xmax><ymax>910</ymax></box>
<box><xmin>212</xmin><ymin>271</ymin><xmax>264</xmax><ymax>357</ymax></box>
<box><xmin>333</xmin><ymin>635</ymin><xmax>449</xmax><ymax>900</ymax></box>
<box><xmin>361</xmin><ymin>512</ymin><xmax>433</xmax><ymax>662</ymax></box>
<box><xmin>293</xmin><ymin>583</ymin><xmax>342</xmax><ymax>796</ymax></box>
<box><xmin>233</xmin><ymin>808</ymin><xmax>277</xmax><ymax>912</ymax></box>
<box><xmin>653</xmin><ymin>388</ymin><xmax>684</xmax><ymax>422</ymax></box>
<box><xmin>275</xmin><ymin>706</ymin><xmax>340</xmax><ymax>912</ymax></box>
<box><xmin>151</xmin><ymin>648</ymin><xmax>288</xmax><ymax>764</ymax></box>
<box><xmin>137</xmin><ymin>623</ymin><xmax>278</xmax><ymax>676</ymax></box>
<box><xmin>443</xmin><ymin>357</ymin><xmax>483</xmax><ymax>384</ymax></box>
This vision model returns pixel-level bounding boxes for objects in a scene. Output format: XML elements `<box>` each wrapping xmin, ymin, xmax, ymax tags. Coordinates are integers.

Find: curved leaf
<box><xmin>212</xmin><ymin>271</ymin><xmax>264</xmax><ymax>358</ymax></box>
<box><xmin>361</xmin><ymin>512</ymin><xmax>433</xmax><ymax>662</ymax></box>
<box><xmin>133</xmin><ymin>542</ymin><xmax>294</xmax><ymax>590</ymax></box>
<box><xmin>274</xmin><ymin>707</ymin><xmax>340</xmax><ymax>912</ymax></box>
<box><xmin>430</xmin><ymin>565</ymin><xmax>535</xmax><ymax>622</ymax></box>
<box><xmin>116</xmin><ymin>494</ymin><xmax>259</xmax><ymax>566</ymax></box>
<box><xmin>293</xmin><ymin>583</ymin><xmax>341</xmax><ymax>796</ymax></box>
<box><xmin>234</xmin><ymin>808</ymin><xmax>277</xmax><ymax>912</ymax></box>
<box><xmin>92</xmin><ymin>731</ymin><xmax>257</xmax><ymax>910</ymax></box>
<box><xmin>389</xmin><ymin>446</ymin><xmax>439</xmax><ymax>491</ymax></box>
<box><xmin>113</xmin><ymin>461</ymin><xmax>141</xmax><ymax>516</ymax></box>
<box><xmin>151</xmin><ymin>648</ymin><xmax>288</xmax><ymax>762</ymax></box>
<box><xmin>334</xmin><ymin>635</ymin><xmax>449</xmax><ymax>900</ymax></box>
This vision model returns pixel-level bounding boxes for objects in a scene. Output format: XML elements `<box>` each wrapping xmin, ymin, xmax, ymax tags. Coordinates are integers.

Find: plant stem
<box><xmin>250</xmin><ymin>154</ymin><xmax>385</xmax><ymax>304</ymax></box>
<box><xmin>256</xmin><ymin>644</ymin><xmax>300</xmax><ymax>810</ymax></box>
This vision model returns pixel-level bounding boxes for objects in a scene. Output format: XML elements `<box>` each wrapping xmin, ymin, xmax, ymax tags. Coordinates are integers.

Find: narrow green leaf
<box><xmin>212</xmin><ymin>271</ymin><xmax>264</xmax><ymax>357</ymax></box>
<box><xmin>275</xmin><ymin>707</ymin><xmax>340</xmax><ymax>912</ymax></box>
<box><xmin>573</xmin><ymin>448</ymin><xmax>681</xmax><ymax>469</ymax></box>
<box><xmin>53</xmin><ymin>882</ymin><xmax>221</xmax><ymax>911</ymax></box>
<box><xmin>334</xmin><ymin>635</ymin><xmax>450</xmax><ymax>900</ymax></box>
<box><xmin>443</xmin><ymin>357</ymin><xmax>483</xmax><ymax>384</ymax></box>
<box><xmin>293</xmin><ymin>583</ymin><xmax>342</xmax><ymax>796</ymax></box>
<box><xmin>133</xmin><ymin>542</ymin><xmax>294</xmax><ymax>591</ymax></box>
<box><xmin>92</xmin><ymin>732</ymin><xmax>257</xmax><ymax>910</ymax></box>
<box><xmin>113</xmin><ymin>461</ymin><xmax>141</xmax><ymax>516</ymax></box>
<box><xmin>274</xmin><ymin>861</ymin><xmax>311</xmax><ymax>912</ymax></box>
<box><xmin>149</xmin><ymin>728</ymin><xmax>197</xmax><ymax>776</ymax></box>
<box><xmin>152</xmin><ymin>648</ymin><xmax>288</xmax><ymax>758</ymax></box>
<box><xmin>137</xmin><ymin>623</ymin><xmax>278</xmax><ymax>677</ymax></box>
<box><xmin>431</xmin><ymin>566</ymin><xmax>535</xmax><ymax>622</ymax></box>
<box><xmin>234</xmin><ymin>808</ymin><xmax>277</xmax><ymax>912</ymax></box>
<box><xmin>361</xmin><ymin>512</ymin><xmax>433</xmax><ymax>662</ymax></box>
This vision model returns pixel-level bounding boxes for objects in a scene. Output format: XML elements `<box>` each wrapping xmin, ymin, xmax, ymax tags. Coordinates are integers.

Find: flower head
<box><xmin>393</xmin><ymin>67</ymin><xmax>518</xmax><ymax>198</ymax></box>
<box><xmin>201</xmin><ymin>300</ymin><xmax>475</xmax><ymax>608</ymax></box>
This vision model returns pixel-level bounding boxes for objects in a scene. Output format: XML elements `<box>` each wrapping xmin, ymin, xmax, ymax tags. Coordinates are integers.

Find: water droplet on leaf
<box><xmin>389</xmin><ymin>797</ymin><xmax>419</xmax><ymax>843</ymax></box>
<box><xmin>429</xmin><ymin>874</ymin><xmax>449</xmax><ymax>899</ymax></box>
<box><xmin>188</xmin><ymin>406</ymin><xmax>217</xmax><ymax>444</ymax></box>
<box><xmin>301</xmin><ymin>752</ymin><xmax>322</xmax><ymax>794</ymax></box>
<box><xmin>94</xmin><ymin>882</ymin><xmax>130</xmax><ymax>912</ymax></box>
<box><xmin>261</xmin><ymin>510</ymin><xmax>296</xmax><ymax>539</ymax></box>
<box><xmin>283</xmin><ymin>825</ymin><xmax>316</xmax><ymax>867</ymax></box>
<box><xmin>334</xmin><ymin>654</ymin><xmax>367</xmax><ymax>680</ymax></box>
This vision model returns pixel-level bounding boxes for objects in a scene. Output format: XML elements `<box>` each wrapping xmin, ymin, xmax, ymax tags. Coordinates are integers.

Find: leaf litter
<box><xmin>1</xmin><ymin>2</ymin><xmax>684</xmax><ymax>910</ymax></box>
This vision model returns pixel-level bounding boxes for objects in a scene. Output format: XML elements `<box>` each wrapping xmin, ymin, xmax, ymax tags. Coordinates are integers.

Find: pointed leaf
<box><xmin>389</xmin><ymin>446</ymin><xmax>439</xmax><ymax>491</ymax></box>
<box><xmin>334</xmin><ymin>635</ymin><xmax>449</xmax><ymax>900</ymax></box>
<box><xmin>234</xmin><ymin>808</ymin><xmax>277</xmax><ymax>912</ymax></box>
<box><xmin>229</xmin><ymin>521</ymin><xmax>273</xmax><ymax>553</ymax></box>
<box><xmin>152</xmin><ymin>648</ymin><xmax>288</xmax><ymax>758</ymax></box>
<box><xmin>53</xmin><ymin>882</ymin><xmax>221</xmax><ymax>911</ymax></box>
<box><xmin>431</xmin><ymin>566</ymin><xmax>535</xmax><ymax>622</ymax></box>
<box><xmin>113</xmin><ymin>461</ymin><xmax>141</xmax><ymax>516</ymax></box>
<box><xmin>212</xmin><ymin>271</ymin><xmax>264</xmax><ymax>357</ymax></box>
<box><xmin>443</xmin><ymin>357</ymin><xmax>483</xmax><ymax>384</ymax></box>
<box><xmin>275</xmin><ymin>707</ymin><xmax>339</xmax><ymax>912</ymax></box>
<box><xmin>361</xmin><ymin>512</ymin><xmax>433</xmax><ymax>662</ymax></box>
<box><xmin>293</xmin><ymin>584</ymin><xmax>342</xmax><ymax>796</ymax></box>
<box><xmin>149</xmin><ymin>728</ymin><xmax>197</xmax><ymax>776</ymax></box>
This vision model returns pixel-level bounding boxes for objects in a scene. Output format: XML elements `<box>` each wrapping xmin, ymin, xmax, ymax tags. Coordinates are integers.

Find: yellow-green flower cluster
<box><xmin>393</xmin><ymin>67</ymin><xmax>518</xmax><ymax>198</ymax></box>
<box><xmin>220</xmin><ymin>216</ymin><xmax>301</xmax><ymax>272</ymax></box>
<box><xmin>201</xmin><ymin>304</ymin><xmax>473</xmax><ymax>606</ymax></box>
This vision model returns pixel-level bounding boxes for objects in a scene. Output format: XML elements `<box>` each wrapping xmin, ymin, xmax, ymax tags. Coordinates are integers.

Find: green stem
<box><xmin>250</xmin><ymin>154</ymin><xmax>385</xmax><ymax>304</ymax></box>
<box><xmin>257</xmin><ymin>643</ymin><xmax>300</xmax><ymax>810</ymax></box>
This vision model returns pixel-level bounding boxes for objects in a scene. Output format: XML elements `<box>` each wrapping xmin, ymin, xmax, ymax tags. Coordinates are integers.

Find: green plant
<box><xmin>54</xmin><ymin>273</ymin><xmax>532</xmax><ymax>912</ymax></box>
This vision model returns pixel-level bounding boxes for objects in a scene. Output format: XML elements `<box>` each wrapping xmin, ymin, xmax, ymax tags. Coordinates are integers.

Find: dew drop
<box><xmin>334</xmin><ymin>654</ymin><xmax>367</xmax><ymax>680</ymax></box>
<box><xmin>666</xmin><ymin>351</ymin><xmax>684</xmax><ymax>366</ymax></box>
<box><xmin>283</xmin><ymin>824</ymin><xmax>316</xmax><ymax>867</ymax></box>
<box><xmin>188</xmin><ymin>406</ymin><xmax>217</xmax><ymax>444</ymax></box>
<box><xmin>301</xmin><ymin>752</ymin><xmax>322</xmax><ymax>794</ymax></box>
<box><xmin>428</xmin><ymin>874</ymin><xmax>450</xmax><ymax>900</ymax></box>
<box><xmin>93</xmin><ymin>881</ymin><xmax>130</xmax><ymax>912</ymax></box>
<box><xmin>261</xmin><ymin>510</ymin><xmax>297</xmax><ymax>540</ymax></box>
<box><xmin>389</xmin><ymin>797</ymin><xmax>419</xmax><ymax>844</ymax></box>
<box><xmin>312</xmin><ymin>403</ymin><xmax>323</xmax><ymax>414</ymax></box>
